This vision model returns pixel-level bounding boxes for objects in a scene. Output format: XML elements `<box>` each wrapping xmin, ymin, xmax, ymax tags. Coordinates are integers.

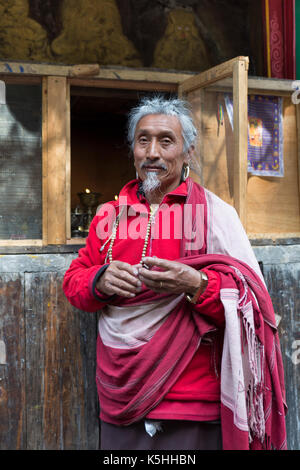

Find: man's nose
<box><xmin>147</xmin><ymin>139</ymin><xmax>160</xmax><ymax>159</ymax></box>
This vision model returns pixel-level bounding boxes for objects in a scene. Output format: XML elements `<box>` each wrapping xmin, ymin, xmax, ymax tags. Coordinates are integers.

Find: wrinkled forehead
<box><xmin>135</xmin><ymin>113</ymin><xmax>183</xmax><ymax>137</ymax></box>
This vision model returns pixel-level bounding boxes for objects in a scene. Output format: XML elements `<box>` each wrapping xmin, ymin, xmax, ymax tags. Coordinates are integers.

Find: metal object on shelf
<box><xmin>72</xmin><ymin>189</ymin><xmax>101</xmax><ymax>237</ymax></box>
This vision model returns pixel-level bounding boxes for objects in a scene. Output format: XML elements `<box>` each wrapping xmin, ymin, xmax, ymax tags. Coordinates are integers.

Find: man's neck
<box><xmin>145</xmin><ymin>191</ymin><xmax>164</xmax><ymax>205</ymax></box>
<box><xmin>144</xmin><ymin>180</ymin><xmax>182</xmax><ymax>205</ymax></box>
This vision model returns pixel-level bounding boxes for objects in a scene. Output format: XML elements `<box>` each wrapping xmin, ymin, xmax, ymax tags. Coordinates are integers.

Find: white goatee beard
<box><xmin>142</xmin><ymin>171</ymin><xmax>161</xmax><ymax>196</ymax></box>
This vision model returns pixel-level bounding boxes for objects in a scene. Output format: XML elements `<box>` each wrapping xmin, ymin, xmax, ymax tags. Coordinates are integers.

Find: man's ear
<box><xmin>187</xmin><ymin>144</ymin><xmax>195</xmax><ymax>162</ymax></box>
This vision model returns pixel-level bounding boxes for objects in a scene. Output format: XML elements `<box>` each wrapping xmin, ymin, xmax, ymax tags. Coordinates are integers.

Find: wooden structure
<box><xmin>0</xmin><ymin>57</ymin><xmax>299</xmax><ymax>449</ymax></box>
<box><xmin>1</xmin><ymin>56</ymin><xmax>299</xmax><ymax>245</ymax></box>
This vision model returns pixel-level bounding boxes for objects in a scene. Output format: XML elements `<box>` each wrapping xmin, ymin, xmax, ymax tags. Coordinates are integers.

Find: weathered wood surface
<box><xmin>0</xmin><ymin>248</ymin><xmax>299</xmax><ymax>449</ymax></box>
<box><xmin>0</xmin><ymin>273</ymin><xmax>25</xmax><ymax>449</ymax></box>
<box><xmin>264</xmin><ymin>265</ymin><xmax>300</xmax><ymax>450</ymax></box>
<box><xmin>0</xmin><ymin>254</ymin><xmax>99</xmax><ymax>449</ymax></box>
<box><xmin>254</xmin><ymin>246</ymin><xmax>300</xmax><ymax>450</ymax></box>
<box><xmin>24</xmin><ymin>272</ymin><xmax>99</xmax><ymax>450</ymax></box>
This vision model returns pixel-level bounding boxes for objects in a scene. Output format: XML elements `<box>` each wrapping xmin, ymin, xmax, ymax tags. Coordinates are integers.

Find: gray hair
<box><xmin>127</xmin><ymin>95</ymin><xmax>198</xmax><ymax>153</ymax></box>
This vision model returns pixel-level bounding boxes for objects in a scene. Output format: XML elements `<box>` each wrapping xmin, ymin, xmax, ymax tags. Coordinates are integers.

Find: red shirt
<box><xmin>63</xmin><ymin>180</ymin><xmax>225</xmax><ymax>422</ymax></box>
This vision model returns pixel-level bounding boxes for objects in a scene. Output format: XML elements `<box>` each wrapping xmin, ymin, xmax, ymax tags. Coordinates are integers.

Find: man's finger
<box><xmin>103</xmin><ymin>275</ymin><xmax>141</xmax><ymax>297</ymax></box>
<box><xmin>113</xmin><ymin>269</ymin><xmax>142</xmax><ymax>287</ymax></box>
<box><xmin>141</xmin><ymin>256</ymin><xmax>173</xmax><ymax>270</ymax></box>
<box><xmin>111</xmin><ymin>286</ymin><xmax>136</xmax><ymax>298</ymax></box>
<box><xmin>112</xmin><ymin>260</ymin><xmax>139</xmax><ymax>276</ymax></box>
<box><xmin>138</xmin><ymin>267</ymin><xmax>166</xmax><ymax>281</ymax></box>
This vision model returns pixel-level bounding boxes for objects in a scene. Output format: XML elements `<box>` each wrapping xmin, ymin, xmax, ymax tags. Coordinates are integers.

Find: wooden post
<box><xmin>233</xmin><ymin>58</ymin><xmax>249</xmax><ymax>229</ymax></box>
<box><xmin>43</xmin><ymin>76</ymin><xmax>69</xmax><ymax>245</ymax></box>
<box><xmin>178</xmin><ymin>56</ymin><xmax>247</xmax><ymax>95</ymax></box>
<box><xmin>296</xmin><ymin>104</ymin><xmax>300</xmax><ymax>224</ymax></box>
<box><xmin>42</xmin><ymin>77</ymin><xmax>48</xmax><ymax>246</ymax></box>
<box><xmin>65</xmin><ymin>81</ymin><xmax>71</xmax><ymax>240</ymax></box>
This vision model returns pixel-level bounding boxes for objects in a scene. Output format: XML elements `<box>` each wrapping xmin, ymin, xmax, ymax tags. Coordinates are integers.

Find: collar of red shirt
<box><xmin>117</xmin><ymin>179</ymin><xmax>188</xmax><ymax>212</ymax></box>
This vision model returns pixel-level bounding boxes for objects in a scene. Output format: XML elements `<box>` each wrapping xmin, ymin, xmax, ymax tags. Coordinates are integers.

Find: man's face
<box><xmin>133</xmin><ymin>114</ymin><xmax>190</xmax><ymax>196</ymax></box>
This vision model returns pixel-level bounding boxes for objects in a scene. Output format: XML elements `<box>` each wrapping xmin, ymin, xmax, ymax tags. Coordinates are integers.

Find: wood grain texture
<box><xmin>296</xmin><ymin>103</ymin><xmax>300</xmax><ymax>226</ymax></box>
<box><xmin>178</xmin><ymin>56</ymin><xmax>248</xmax><ymax>95</ymax></box>
<box><xmin>24</xmin><ymin>271</ymin><xmax>99</xmax><ymax>450</ymax></box>
<box><xmin>42</xmin><ymin>77</ymin><xmax>49</xmax><ymax>246</ymax></box>
<box><xmin>0</xmin><ymin>256</ymin><xmax>99</xmax><ymax>450</ymax></box>
<box><xmin>0</xmin><ymin>274</ymin><xmax>25</xmax><ymax>449</ymax></box>
<box><xmin>183</xmin><ymin>89</ymin><xmax>234</xmax><ymax>206</ymax></box>
<box><xmin>46</xmin><ymin>76</ymin><xmax>68</xmax><ymax>244</ymax></box>
<box><xmin>0</xmin><ymin>61</ymin><xmax>192</xmax><ymax>85</ymax></box>
<box><xmin>247</xmin><ymin>98</ymin><xmax>300</xmax><ymax>234</ymax></box>
<box><xmin>263</xmin><ymin>263</ymin><xmax>300</xmax><ymax>450</ymax></box>
<box><xmin>0</xmin><ymin>249</ymin><xmax>299</xmax><ymax>449</ymax></box>
<box><xmin>233</xmin><ymin>59</ymin><xmax>248</xmax><ymax>228</ymax></box>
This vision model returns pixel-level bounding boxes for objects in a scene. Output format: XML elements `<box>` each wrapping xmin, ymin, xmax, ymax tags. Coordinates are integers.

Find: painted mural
<box><xmin>153</xmin><ymin>9</ymin><xmax>210</xmax><ymax>71</ymax></box>
<box><xmin>0</xmin><ymin>0</ymin><xmax>260</xmax><ymax>74</ymax></box>
<box><xmin>0</xmin><ymin>0</ymin><xmax>52</xmax><ymax>61</ymax></box>
<box><xmin>50</xmin><ymin>0</ymin><xmax>142</xmax><ymax>66</ymax></box>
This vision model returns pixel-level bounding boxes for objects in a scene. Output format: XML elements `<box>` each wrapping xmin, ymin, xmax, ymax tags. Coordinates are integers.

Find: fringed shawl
<box><xmin>96</xmin><ymin>178</ymin><xmax>287</xmax><ymax>450</ymax></box>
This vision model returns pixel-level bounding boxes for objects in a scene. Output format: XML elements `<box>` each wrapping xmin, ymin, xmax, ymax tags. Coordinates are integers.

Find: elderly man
<box><xmin>63</xmin><ymin>96</ymin><xmax>287</xmax><ymax>451</ymax></box>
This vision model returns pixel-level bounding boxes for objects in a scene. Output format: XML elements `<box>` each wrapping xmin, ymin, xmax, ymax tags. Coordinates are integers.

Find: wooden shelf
<box><xmin>66</xmin><ymin>238</ymin><xmax>86</xmax><ymax>245</ymax></box>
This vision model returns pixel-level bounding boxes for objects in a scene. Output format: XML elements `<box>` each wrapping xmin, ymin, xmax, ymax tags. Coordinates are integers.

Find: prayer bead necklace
<box><xmin>107</xmin><ymin>204</ymin><xmax>159</xmax><ymax>264</ymax></box>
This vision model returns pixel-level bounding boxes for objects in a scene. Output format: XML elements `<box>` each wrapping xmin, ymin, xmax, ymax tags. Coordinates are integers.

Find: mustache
<box><xmin>140</xmin><ymin>162</ymin><xmax>167</xmax><ymax>170</ymax></box>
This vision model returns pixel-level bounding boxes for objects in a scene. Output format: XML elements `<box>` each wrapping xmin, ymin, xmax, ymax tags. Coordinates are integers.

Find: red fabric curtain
<box><xmin>262</xmin><ymin>0</ymin><xmax>296</xmax><ymax>79</ymax></box>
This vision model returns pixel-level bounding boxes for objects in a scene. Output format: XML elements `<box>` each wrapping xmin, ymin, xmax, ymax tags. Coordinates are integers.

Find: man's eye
<box><xmin>138</xmin><ymin>137</ymin><xmax>148</xmax><ymax>144</ymax></box>
<box><xmin>161</xmin><ymin>138</ymin><xmax>172</xmax><ymax>145</ymax></box>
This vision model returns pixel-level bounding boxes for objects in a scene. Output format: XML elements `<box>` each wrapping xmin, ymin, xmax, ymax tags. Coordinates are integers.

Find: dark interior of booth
<box><xmin>70</xmin><ymin>87</ymin><xmax>174</xmax><ymax>238</ymax></box>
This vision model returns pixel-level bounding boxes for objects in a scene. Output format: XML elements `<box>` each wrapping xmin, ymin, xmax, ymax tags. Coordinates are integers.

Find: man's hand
<box><xmin>138</xmin><ymin>257</ymin><xmax>202</xmax><ymax>295</ymax></box>
<box><xmin>96</xmin><ymin>261</ymin><xmax>142</xmax><ymax>298</ymax></box>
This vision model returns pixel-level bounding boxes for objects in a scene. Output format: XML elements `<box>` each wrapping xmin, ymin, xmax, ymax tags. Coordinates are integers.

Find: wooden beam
<box><xmin>248</xmin><ymin>232</ymin><xmax>300</xmax><ymax>241</ymax></box>
<box><xmin>0</xmin><ymin>61</ymin><xmax>70</xmax><ymax>77</ymax></box>
<box><xmin>42</xmin><ymin>77</ymin><xmax>48</xmax><ymax>246</ymax></box>
<box><xmin>65</xmin><ymin>82</ymin><xmax>71</xmax><ymax>240</ymax></box>
<box><xmin>204</xmin><ymin>76</ymin><xmax>294</xmax><ymax>97</ymax></box>
<box><xmin>0</xmin><ymin>74</ymin><xmax>41</xmax><ymax>85</ymax></box>
<box><xmin>69</xmin><ymin>77</ymin><xmax>178</xmax><ymax>92</ymax></box>
<box><xmin>178</xmin><ymin>56</ymin><xmax>249</xmax><ymax>95</ymax></box>
<box><xmin>66</xmin><ymin>238</ymin><xmax>86</xmax><ymax>245</ymax></box>
<box><xmin>296</xmin><ymin>103</ymin><xmax>300</xmax><ymax>226</ymax></box>
<box><xmin>45</xmin><ymin>76</ymin><xmax>68</xmax><ymax>245</ymax></box>
<box><xmin>233</xmin><ymin>59</ymin><xmax>248</xmax><ymax>229</ymax></box>
<box><xmin>0</xmin><ymin>240</ymin><xmax>43</xmax><ymax>247</ymax></box>
<box><xmin>200</xmin><ymin>75</ymin><xmax>294</xmax><ymax>94</ymax></box>
<box><xmin>248</xmin><ymin>76</ymin><xmax>294</xmax><ymax>93</ymax></box>
<box><xmin>0</xmin><ymin>61</ymin><xmax>193</xmax><ymax>84</ymax></box>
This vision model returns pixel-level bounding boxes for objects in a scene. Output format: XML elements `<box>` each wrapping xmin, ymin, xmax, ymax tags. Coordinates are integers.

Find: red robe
<box><xmin>63</xmin><ymin>178</ymin><xmax>287</xmax><ymax>450</ymax></box>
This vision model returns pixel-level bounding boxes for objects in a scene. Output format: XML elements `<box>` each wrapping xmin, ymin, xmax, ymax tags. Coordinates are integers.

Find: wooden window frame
<box><xmin>0</xmin><ymin>57</ymin><xmax>298</xmax><ymax>246</ymax></box>
<box><xmin>179</xmin><ymin>56</ymin><xmax>249</xmax><ymax>228</ymax></box>
<box><xmin>0</xmin><ymin>62</ymin><xmax>193</xmax><ymax>247</ymax></box>
<box><xmin>179</xmin><ymin>57</ymin><xmax>300</xmax><ymax>241</ymax></box>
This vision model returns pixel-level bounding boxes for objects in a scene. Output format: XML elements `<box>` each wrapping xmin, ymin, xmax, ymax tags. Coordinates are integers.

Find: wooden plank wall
<box><xmin>188</xmin><ymin>89</ymin><xmax>234</xmax><ymax>207</ymax></box>
<box><xmin>45</xmin><ymin>77</ymin><xmax>69</xmax><ymax>245</ymax></box>
<box><xmin>0</xmin><ymin>249</ymin><xmax>299</xmax><ymax>449</ymax></box>
<box><xmin>0</xmin><ymin>273</ymin><xmax>25</xmax><ymax>449</ymax></box>
<box><xmin>188</xmin><ymin>89</ymin><xmax>300</xmax><ymax>236</ymax></box>
<box><xmin>265</xmin><ymin>264</ymin><xmax>300</xmax><ymax>451</ymax></box>
<box><xmin>253</xmin><ymin>244</ymin><xmax>300</xmax><ymax>450</ymax></box>
<box><xmin>0</xmin><ymin>256</ymin><xmax>99</xmax><ymax>450</ymax></box>
<box><xmin>247</xmin><ymin>97</ymin><xmax>300</xmax><ymax>236</ymax></box>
